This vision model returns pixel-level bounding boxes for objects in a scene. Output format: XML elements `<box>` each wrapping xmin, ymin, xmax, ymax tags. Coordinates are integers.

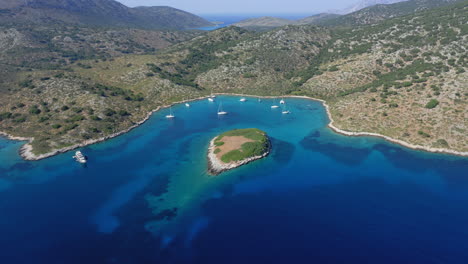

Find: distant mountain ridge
<box><xmin>321</xmin><ymin>0</ymin><xmax>464</xmax><ymax>26</ymax></box>
<box><xmin>233</xmin><ymin>0</ymin><xmax>464</xmax><ymax>29</ymax></box>
<box><xmin>338</xmin><ymin>0</ymin><xmax>408</xmax><ymax>14</ymax></box>
<box><xmin>0</xmin><ymin>0</ymin><xmax>213</xmax><ymax>29</ymax></box>
<box><xmin>233</xmin><ymin>17</ymin><xmax>294</xmax><ymax>29</ymax></box>
<box><xmin>232</xmin><ymin>13</ymin><xmax>340</xmax><ymax>30</ymax></box>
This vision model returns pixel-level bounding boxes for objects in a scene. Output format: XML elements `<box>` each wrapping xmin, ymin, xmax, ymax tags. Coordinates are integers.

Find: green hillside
<box><xmin>0</xmin><ymin>0</ymin><xmax>466</xmax><ymax>156</ymax></box>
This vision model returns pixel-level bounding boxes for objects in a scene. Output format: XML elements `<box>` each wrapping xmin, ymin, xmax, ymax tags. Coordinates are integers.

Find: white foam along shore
<box><xmin>207</xmin><ymin>136</ymin><xmax>271</xmax><ymax>175</ymax></box>
<box><xmin>1</xmin><ymin>94</ymin><xmax>467</xmax><ymax>161</ymax></box>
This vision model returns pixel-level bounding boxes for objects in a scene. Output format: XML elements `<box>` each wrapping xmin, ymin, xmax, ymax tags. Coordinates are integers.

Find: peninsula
<box><xmin>208</xmin><ymin>128</ymin><xmax>271</xmax><ymax>175</ymax></box>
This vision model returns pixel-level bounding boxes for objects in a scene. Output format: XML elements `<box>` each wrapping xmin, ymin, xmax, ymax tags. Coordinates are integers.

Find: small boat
<box><xmin>73</xmin><ymin>151</ymin><xmax>87</xmax><ymax>164</ymax></box>
<box><xmin>280</xmin><ymin>98</ymin><xmax>285</xmax><ymax>104</ymax></box>
<box><xmin>217</xmin><ymin>103</ymin><xmax>228</xmax><ymax>115</ymax></box>
<box><xmin>185</xmin><ymin>103</ymin><xmax>190</xmax><ymax>107</ymax></box>
<box><xmin>282</xmin><ymin>106</ymin><xmax>291</xmax><ymax>114</ymax></box>
<box><xmin>271</xmin><ymin>99</ymin><xmax>279</xmax><ymax>109</ymax></box>
<box><xmin>240</xmin><ymin>98</ymin><xmax>246</xmax><ymax>102</ymax></box>
<box><xmin>166</xmin><ymin>107</ymin><xmax>175</xmax><ymax>119</ymax></box>
<box><xmin>208</xmin><ymin>97</ymin><xmax>214</xmax><ymax>102</ymax></box>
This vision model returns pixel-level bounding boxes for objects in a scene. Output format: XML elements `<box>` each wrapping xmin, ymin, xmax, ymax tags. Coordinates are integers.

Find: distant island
<box><xmin>208</xmin><ymin>128</ymin><xmax>271</xmax><ymax>175</ymax></box>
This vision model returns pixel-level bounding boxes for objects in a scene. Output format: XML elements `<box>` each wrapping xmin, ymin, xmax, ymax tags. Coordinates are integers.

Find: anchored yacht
<box><xmin>166</xmin><ymin>107</ymin><xmax>175</xmax><ymax>119</ymax></box>
<box><xmin>73</xmin><ymin>151</ymin><xmax>87</xmax><ymax>164</ymax></box>
<box><xmin>217</xmin><ymin>103</ymin><xmax>228</xmax><ymax>115</ymax></box>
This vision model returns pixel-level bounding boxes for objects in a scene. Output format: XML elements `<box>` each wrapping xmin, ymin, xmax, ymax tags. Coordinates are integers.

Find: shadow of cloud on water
<box><xmin>373</xmin><ymin>143</ymin><xmax>468</xmax><ymax>187</ymax></box>
<box><xmin>269</xmin><ymin>137</ymin><xmax>296</xmax><ymax>164</ymax></box>
<box><xmin>300</xmin><ymin>130</ymin><xmax>372</xmax><ymax>166</ymax></box>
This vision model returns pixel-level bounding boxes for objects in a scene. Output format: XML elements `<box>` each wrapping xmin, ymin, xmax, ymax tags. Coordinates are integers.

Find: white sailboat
<box><xmin>240</xmin><ymin>97</ymin><xmax>246</xmax><ymax>102</ymax></box>
<box><xmin>166</xmin><ymin>107</ymin><xmax>175</xmax><ymax>119</ymax></box>
<box><xmin>280</xmin><ymin>98</ymin><xmax>285</xmax><ymax>104</ymax></box>
<box><xmin>271</xmin><ymin>99</ymin><xmax>279</xmax><ymax>109</ymax></box>
<box><xmin>185</xmin><ymin>102</ymin><xmax>190</xmax><ymax>107</ymax></box>
<box><xmin>217</xmin><ymin>103</ymin><xmax>228</xmax><ymax>115</ymax></box>
<box><xmin>73</xmin><ymin>151</ymin><xmax>87</xmax><ymax>164</ymax></box>
<box><xmin>282</xmin><ymin>104</ymin><xmax>291</xmax><ymax>114</ymax></box>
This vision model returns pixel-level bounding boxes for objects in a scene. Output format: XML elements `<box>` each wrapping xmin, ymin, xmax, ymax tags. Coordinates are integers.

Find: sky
<box><xmin>117</xmin><ymin>0</ymin><xmax>358</xmax><ymax>15</ymax></box>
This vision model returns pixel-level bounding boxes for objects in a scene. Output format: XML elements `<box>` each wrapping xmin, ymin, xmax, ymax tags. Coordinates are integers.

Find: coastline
<box><xmin>1</xmin><ymin>93</ymin><xmax>467</xmax><ymax>161</ymax></box>
<box><xmin>207</xmin><ymin>136</ymin><xmax>271</xmax><ymax>175</ymax></box>
<box><xmin>0</xmin><ymin>95</ymin><xmax>209</xmax><ymax>161</ymax></box>
<box><xmin>215</xmin><ymin>93</ymin><xmax>468</xmax><ymax>158</ymax></box>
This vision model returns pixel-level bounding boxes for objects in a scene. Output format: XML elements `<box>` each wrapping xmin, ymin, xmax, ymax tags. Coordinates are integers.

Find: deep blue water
<box><xmin>0</xmin><ymin>96</ymin><xmax>467</xmax><ymax>264</ymax></box>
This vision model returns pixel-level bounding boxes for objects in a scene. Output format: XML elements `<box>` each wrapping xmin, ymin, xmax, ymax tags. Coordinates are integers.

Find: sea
<box><xmin>197</xmin><ymin>14</ymin><xmax>312</xmax><ymax>30</ymax></box>
<box><xmin>0</xmin><ymin>96</ymin><xmax>467</xmax><ymax>264</ymax></box>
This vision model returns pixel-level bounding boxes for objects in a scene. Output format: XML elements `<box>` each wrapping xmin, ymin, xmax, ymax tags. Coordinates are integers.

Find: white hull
<box><xmin>240</xmin><ymin>98</ymin><xmax>246</xmax><ymax>102</ymax></box>
<box><xmin>280</xmin><ymin>99</ymin><xmax>285</xmax><ymax>104</ymax></box>
<box><xmin>271</xmin><ymin>105</ymin><xmax>279</xmax><ymax>109</ymax></box>
<box><xmin>282</xmin><ymin>111</ymin><xmax>290</xmax><ymax>114</ymax></box>
<box><xmin>218</xmin><ymin>111</ymin><xmax>228</xmax><ymax>115</ymax></box>
<box><xmin>185</xmin><ymin>103</ymin><xmax>190</xmax><ymax>107</ymax></box>
<box><xmin>208</xmin><ymin>98</ymin><xmax>214</xmax><ymax>102</ymax></box>
<box><xmin>73</xmin><ymin>151</ymin><xmax>87</xmax><ymax>164</ymax></box>
<box><xmin>166</xmin><ymin>115</ymin><xmax>175</xmax><ymax>119</ymax></box>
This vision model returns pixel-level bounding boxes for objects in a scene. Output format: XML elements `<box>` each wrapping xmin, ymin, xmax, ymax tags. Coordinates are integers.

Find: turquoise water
<box><xmin>0</xmin><ymin>96</ymin><xmax>467</xmax><ymax>263</ymax></box>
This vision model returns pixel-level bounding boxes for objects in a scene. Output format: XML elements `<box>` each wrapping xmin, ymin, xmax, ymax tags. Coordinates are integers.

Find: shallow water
<box><xmin>0</xmin><ymin>96</ymin><xmax>467</xmax><ymax>264</ymax></box>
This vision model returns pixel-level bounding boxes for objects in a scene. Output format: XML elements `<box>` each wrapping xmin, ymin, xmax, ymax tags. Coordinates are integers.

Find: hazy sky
<box><xmin>117</xmin><ymin>0</ymin><xmax>357</xmax><ymax>14</ymax></box>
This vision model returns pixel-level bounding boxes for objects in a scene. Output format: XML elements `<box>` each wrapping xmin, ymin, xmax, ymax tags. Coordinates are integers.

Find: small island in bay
<box><xmin>208</xmin><ymin>128</ymin><xmax>271</xmax><ymax>175</ymax></box>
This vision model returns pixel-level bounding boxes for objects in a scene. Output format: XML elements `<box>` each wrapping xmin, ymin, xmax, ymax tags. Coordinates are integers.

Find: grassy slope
<box><xmin>0</xmin><ymin>1</ymin><xmax>466</xmax><ymax>155</ymax></box>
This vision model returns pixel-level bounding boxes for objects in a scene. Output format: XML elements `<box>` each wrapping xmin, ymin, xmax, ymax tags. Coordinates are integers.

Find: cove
<box><xmin>0</xmin><ymin>96</ymin><xmax>467</xmax><ymax>264</ymax></box>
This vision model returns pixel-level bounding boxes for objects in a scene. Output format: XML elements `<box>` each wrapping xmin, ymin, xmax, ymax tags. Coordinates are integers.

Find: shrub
<box><xmin>435</xmin><ymin>139</ymin><xmax>449</xmax><ymax>147</ymax></box>
<box><xmin>425</xmin><ymin>99</ymin><xmax>439</xmax><ymax>109</ymax></box>
<box><xmin>214</xmin><ymin>141</ymin><xmax>225</xmax><ymax>147</ymax></box>
<box><xmin>118</xmin><ymin>110</ymin><xmax>130</xmax><ymax>116</ymax></box>
<box><xmin>104</xmin><ymin>109</ymin><xmax>116</xmax><ymax>116</ymax></box>
<box><xmin>90</xmin><ymin>115</ymin><xmax>102</xmax><ymax>121</ymax></box>
<box><xmin>0</xmin><ymin>112</ymin><xmax>12</xmax><ymax>121</ymax></box>
<box><xmin>243</xmin><ymin>73</ymin><xmax>257</xmax><ymax>78</ymax></box>
<box><xmin>418</xmin><ymin>130</ymin><xmax>430</xmax><ymax>138</ymax></box>
<box><xmin>29</xmin><ymin>106</ymin><xmax>41</xmax><ymax>115</ymax></box>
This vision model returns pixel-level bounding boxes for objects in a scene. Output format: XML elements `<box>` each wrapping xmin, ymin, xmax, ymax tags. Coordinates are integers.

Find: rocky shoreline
<box><xmin>0</xmin><ymin>96</ymin><xmax>209</xmax><ymax>161</ymax></box>
<box><xmin>1</xmin><ymin>94</ymin><xmax>466</xmax><ymax>161</ymax></box>
<box><xmin>207</xmin><ymin>137</ymin><xmax>271</xmax><ymax>175</ymax></box>
<box><xmin>215</xmin><ymin>93</ymin><xmax>468</xmax><ymax>157</ymax></box>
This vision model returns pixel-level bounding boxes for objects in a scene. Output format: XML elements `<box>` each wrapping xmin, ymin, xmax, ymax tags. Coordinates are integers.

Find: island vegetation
<box><xmin>0</xmin><ymin>0</ymin><xmax>466</xmax><ymax>159</ymax></box>
<box><xmin>208</xmin><ymin>128</ymin><xmax>271</xmax><ymax>174</ymax></box>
